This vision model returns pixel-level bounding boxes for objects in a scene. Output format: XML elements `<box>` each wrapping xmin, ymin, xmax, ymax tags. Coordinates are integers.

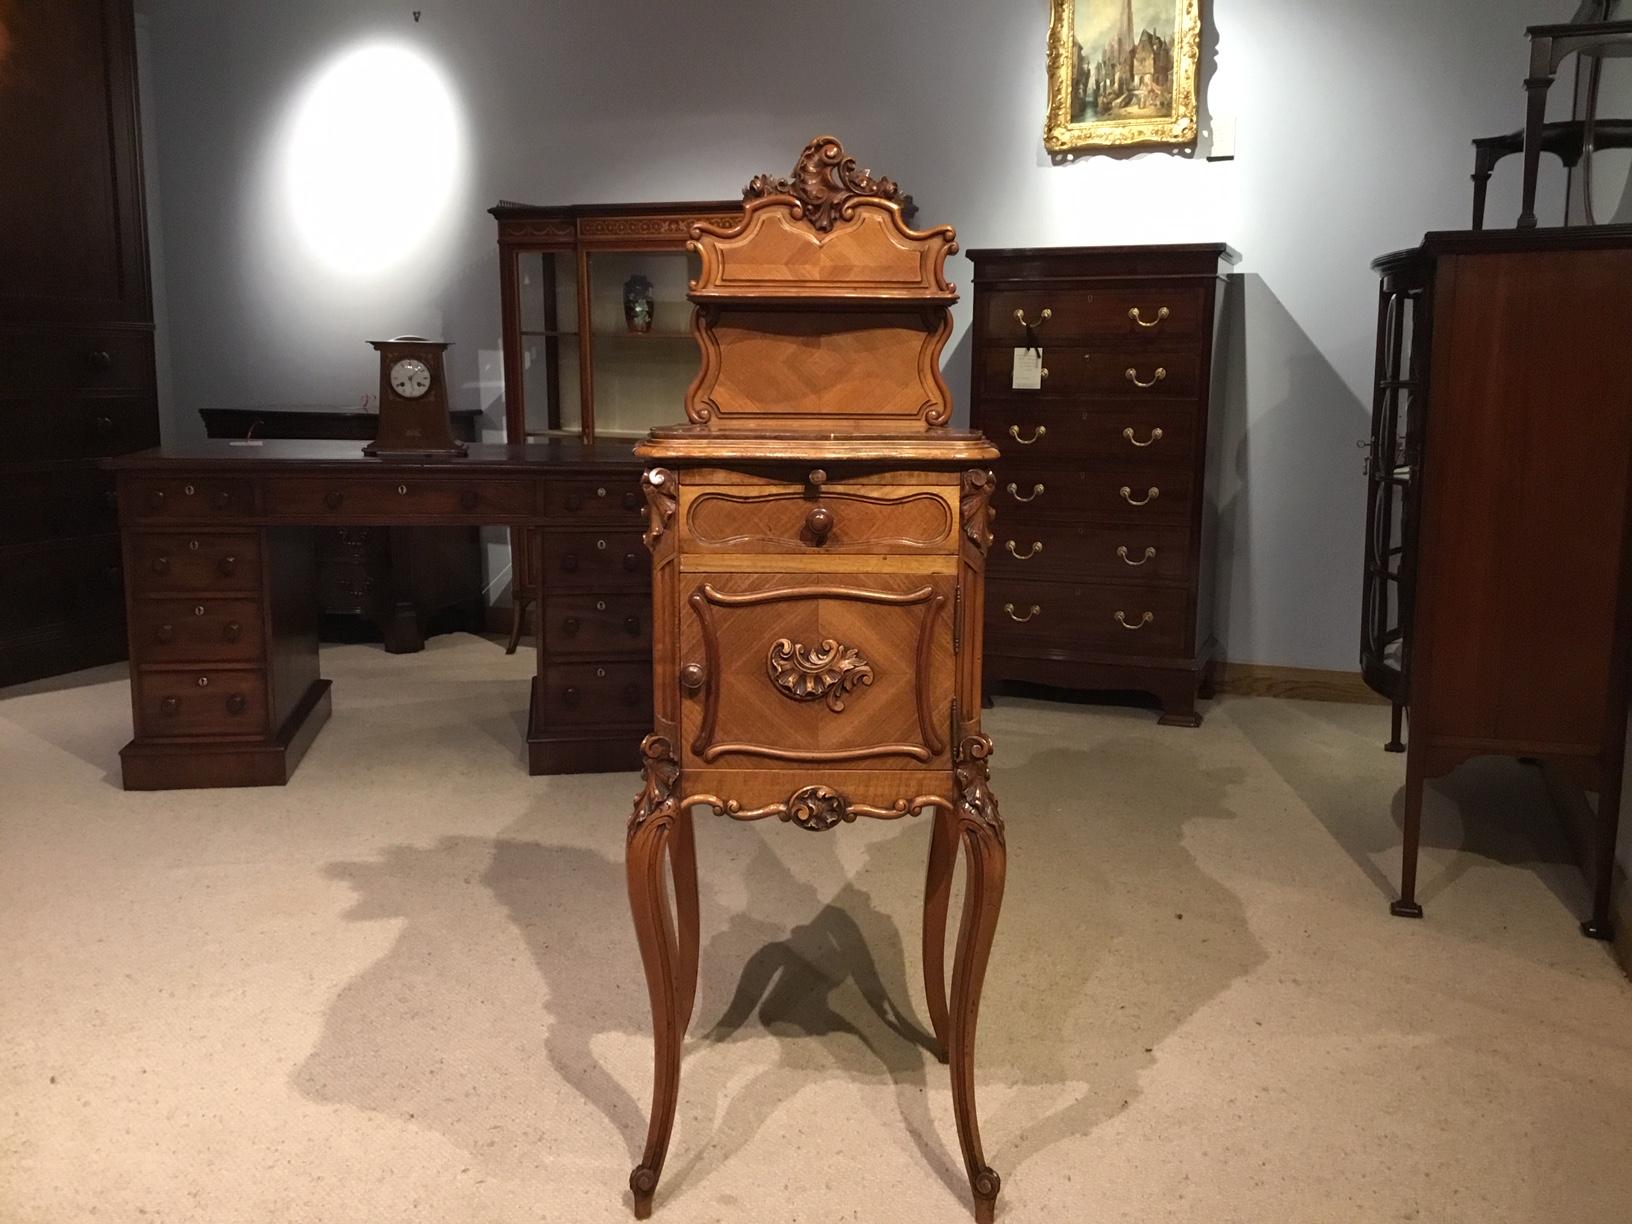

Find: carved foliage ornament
<box><xmin>961</xmin><ymin>469</ymin><xmax>996</xmax><ymax>556</ymax></box>
<box><xmin>955</xmin><ymin>732</ymin><xmax>1005</xmax><ymax>846</ymax></box>
<box><xmin>627</xmin><ymin>734</ymin><xmax>680</xmax><ymax>835</ymax></box>
<box><xmin>641</xmin><ymin>468</ymin><xmax>678</xmax><ymax>550</ymax></box>
<box><xmin>745</xmin><ymin>135</ymin><xmax>914</xmax><ymax>233</ymax></box>
<box><xmin>767</xmin><ymin>638</ymin><xmax>874</xmax><ymax>711</ymax></box>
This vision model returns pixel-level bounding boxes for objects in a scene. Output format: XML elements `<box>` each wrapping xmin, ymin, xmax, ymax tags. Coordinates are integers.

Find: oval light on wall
<box><xmin>282</xmin><ymin>43</ymin><xmax>463</xmax><ymax>279</ymax></box>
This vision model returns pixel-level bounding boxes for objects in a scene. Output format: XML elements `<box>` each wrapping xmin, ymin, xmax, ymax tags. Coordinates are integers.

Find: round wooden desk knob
<box><xmin>151</xmin><ymin>556</ymin><xmax>170</xmax><ymax>574</ymax></box>
<box><xmin>218</xmin><ymin>555</ymin><xmax>237</xmax><ymax>577</ymax></box>
<box><xmin>624</xmin><ymin>615</ymin><xmax>641</xmax><ymax>636</ymax></box>
<box><xmin>324</xmin><ymin>490</ymin><xmax>344</xmax><ymax>510</ymax></box>
<box><xmin>103</xmin><ymin>490</ymin><xmax>119</xmax><ymax>510</ymax></box>
<box><xmin>623</xmin><ymin>490</ymin><xmax>640</xmax><ymax>511</ymax></box>
<box><xmin>212</xmin><ymin>491</ymin><xmax>232</xmax><ymax>509</ymax></box>
<box><xmin>560</xmin><ymin>553</ymin><xmax>578</xmax><ymax>572</ymax></box>
<box><xmin>103</xmin><ymin>565</ymin><xmax>122</xmax><ymax>587</ymax></box>
<box><xmin>223</xmin><ymin>622</ymin><xmax>241</xmax><ymax>642</ymax></box>
<box><xmin>622</xmin><ymin>684</ymin><xmax>640</xmax><ymax>706</ymax></box>
<box><xmin>623</xmin><ymin>551</ymin><xmax>640</xmax><ymax>571</ymax></box>
<box><xmin>562</xmin><ymin>616</ymin><xmax>580</xmax><ymax>636</ymax></box>
<box><xmin>155</xmin><ymin>624</ymin><xmax>174</xmax><ymax>643</ymax></box>
<box><xmin>680</xmin><ymin>662</ymin><xmax>706</xmax><ymax>691</ymax></box>
<box><xmin>225</xmin><ymin>694</ymin><xmax>246</xmax><ymax>715</ymax></box>
<box><xmin>147</xmin><ymin>490</ymin><xmax>166</xmax><ymax>509</ymax></box>
<box><xmin>806</xmin><ymin>505</ymin><xmax>834</xmax><ymax>543</ymax></box>
<box><xmin>460</xmin><ymin>491</ymin><xmax>479</xmax><ymax>510</ymax></box>
<box><xmin>88</xmin><ymin>350</ymin><xmax>113</xmax><ymax>371</ymax></box>
<box><xmin>95</xmin><ymin>416</ymin><xmax>113</xmax><ymax>434</ymax></box>
<box><xmin>563</xmin><ymin>686</ymin><xmax>581</xmax><ymax>708</ymax></box>
<box><xmin>160</xmin><ymin>697</ymin><xmax>180</xmax><ymax>716</ymax></box>
<box><xmin>565</xmin><ymin>492</ymin><xmax>582</xmax><ymax>511</ymax></box>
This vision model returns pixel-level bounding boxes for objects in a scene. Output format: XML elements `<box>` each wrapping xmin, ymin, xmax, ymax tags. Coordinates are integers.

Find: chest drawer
<box><xmin>537</xmin><ymin>660</ymin><xmax>651</xmax><ymax>724</ymax></box>
<box><xmin>988</xmin><ymin>466</ymin><xmax>1194</xmax><ymax>523</ymax></box>
<box><xmin>680</xmin><ymin>481</ymin><xmax>957</xmax><ymax>554</ymax></box>
<box><xmin>134</xmin><ymin>667</ymin><xmax>269</xmax><ymax>737</ymax></box>
<box><xmin>543</xmin><ymin>476</ymin><xmax>646</xmax><ymax>522</ymax></box>
<box><xmin>0</xmin><ymin>395</ymin><xmax>159</xmax><ymax>462</ymax></box>
<box><xmin>540</xmin><ymin>528</ymin><xmax>649</xmax><ymax>588</ymax></box>
<box><xmin>0</xmin><ymin>329</ymin><xmax>154</xmax><ymax>393</ymax></box>
<box><xmin>128</xmin><ymin>532</ymin><xmax>261</xmax><ymax>593</ymax></box>
<box><xmin>981</xmin><ymin>287</ymin><xmax>1206</xmax><ymax>343</ymax></box>
<box><xmin>123</xmin><ymin>478</ymin><xmax>256</xmax><ymax>521</ymax></box>
<box><xmin>542</xmin><ymin>592</ymin><xmax>651</xmax><ymax>657</ymax></box>
<box><xmin>263</xmin><ymin>476</ymin><xmax>537</xmax><ymax>519</ymax></box>
<box><xmin>129</xmin><ymin>598</ymin><xmax>263</xmax><ymax>662</ymax></box>
<box><xmin>977</xmin><ymin>346</ymin><xmax>1200</xmax><ymax>399</ymax></box>
<box><xmin>986</xmin><ymin>579</ymin><xmax>1191</xmax><ymax>657</ymax></box>
<box><xmin>979</xmin><ymin>403</ymin><xmax>1198</xmax><ymax>467</ymax></box>
<box><xmin>990</xmin><ymin>521</ymin><xmax>1192</xmax><ymax>585</ymax></box>
<box><xmin>0</xmin><ymin>467</ymin><xmax>117</xmax><ymax>546</ymax></box>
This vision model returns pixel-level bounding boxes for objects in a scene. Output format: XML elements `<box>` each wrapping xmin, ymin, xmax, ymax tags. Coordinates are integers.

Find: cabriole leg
<box><xmin>921</xmin><ymin>804</ymin><xmax>958</xmax><ymax>1062</ymax></box>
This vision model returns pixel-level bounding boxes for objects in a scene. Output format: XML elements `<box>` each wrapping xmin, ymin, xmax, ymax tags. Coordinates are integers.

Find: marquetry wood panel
<box><xmin>681</xmin><ymin>483</ymin><xmax>956</xmax><ymax>554</ymax></box>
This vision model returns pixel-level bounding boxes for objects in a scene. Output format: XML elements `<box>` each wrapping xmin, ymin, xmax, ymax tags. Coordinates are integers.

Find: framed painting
<box><xmin>1045</xmin><ymin>0</ymin><xmax>1203</xmax><ymax>154</ymax></box>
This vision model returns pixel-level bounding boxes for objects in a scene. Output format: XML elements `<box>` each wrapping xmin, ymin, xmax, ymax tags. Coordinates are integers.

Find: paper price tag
<box><xmin>1012</xmin><ymin>347</ymin><xmax>1043</xmax><ymax>390</ymax></box>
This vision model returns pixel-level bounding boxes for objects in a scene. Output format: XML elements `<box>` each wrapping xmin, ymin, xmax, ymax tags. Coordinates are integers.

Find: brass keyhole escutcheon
<box><xmin>397</xmin><ymin>484</ymin><xmax>408</xmax><ymax>495</ymax></box>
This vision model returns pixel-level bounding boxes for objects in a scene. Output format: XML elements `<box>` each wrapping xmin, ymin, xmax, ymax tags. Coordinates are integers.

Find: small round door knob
<box><xmin>680</xmin><ymin>663</ymin><xmax>706</xmax><ymax>691</ymax></box>
<box><xmin>805</xmin><ymin>505</ymin><xmax>834</xmax><ymax>543</ymax></box>
<box><xmin>212</xmin><ymin>491</ymin><xmax>232</xmax><ymax>509</ymax></box>
<box><xmin>565</xmin><ymin>492</ymin><xmax>582</xmax><ymax>511</ymax></box>
<box><xmin>218</xmin><ymin>555</ymin><xmax>237</xmax><ymax>577</ymax></box>
<box><xmin>623</xmin><ymin>491</ymin><xmax>640</xmax><ymax>511</ymax></box>
<box><xmin>223</xmin><ymin>622</ymin><xmax>242</xmax><ymax>642</ymax></box>
<box><xmin>562</xmin><ymin>616</ymin><xmax>580</xmax><ymax>636</ymax></box>
<box><xmin>88</xmin><ymin>350</ymin><xmax>113</xmax><ymax>371</ymax></box>
<box><xmin>155</xmin><ymin>624</ymin><xmax>174</xmax><ymax>643</ymax></box>
<box><xmin>160</xmin><ymin>697</ymin><xmax>180</xmax><ymax>715</ymax></box>
<box><xmin>225</xmin><ymin>694</ymin><xmax>246</xmax><ymax>715</ymax></box>
<box><xmin>623</xmin><ymin>551</ymin><xmax>640</xmax><ymax>571</ymax></box>
<box><xmin>624</xmin><ymin>615</ymin><xmax>641</xmax><ymax>636</ymax></box>
<box><xmin>150</xmin><ymin>556</ymin><xmax>170</xmax><ymax>574</ymax></box>
<box><xmin>324</xmin><ymin>490</ymin><xmax>344</xmax><ymax>510</ymax></box>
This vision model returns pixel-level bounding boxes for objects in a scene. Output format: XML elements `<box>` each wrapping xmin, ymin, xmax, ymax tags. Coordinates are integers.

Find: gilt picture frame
<box><xmin>1045</xmin><ymin>0</ymin><xmax>1203</xmax><ymax>154</ymax></box>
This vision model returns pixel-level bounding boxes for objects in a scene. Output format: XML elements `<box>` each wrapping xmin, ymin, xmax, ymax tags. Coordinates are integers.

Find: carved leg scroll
<box><xmin>626</xmin><ymin>736</ymin><xmax>684</xmax><ymax>1218</ymax></box>
<box><xmin>921</xmin><ymin>804</ymin><xmax>957</xmax><ymax>1063</ymax></box>
<box><xmin>949</xmin><ymin>735</ymin><xmax>1006</xmax><ymax>1224</ymax></box>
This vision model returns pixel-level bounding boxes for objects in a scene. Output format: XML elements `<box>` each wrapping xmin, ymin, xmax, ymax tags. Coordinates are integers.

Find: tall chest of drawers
<box><xmin>967</xmin><ymin>244</ymin><xmax>1237</xmax><ymax>726</ymax></box>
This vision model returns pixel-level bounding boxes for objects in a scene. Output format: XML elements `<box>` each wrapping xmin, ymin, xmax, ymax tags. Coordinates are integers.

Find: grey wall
<box><xmin>139</xmin><ymin>0</ymin><xmax>1587</xmax><ymax>669</ymax></box>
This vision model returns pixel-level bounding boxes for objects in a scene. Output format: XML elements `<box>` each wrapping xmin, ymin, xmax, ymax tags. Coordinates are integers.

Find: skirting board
<box><xmin>1214</xmin><ymin>662</ymin><xmax>1386</xmax><ymax>705</ymax></box>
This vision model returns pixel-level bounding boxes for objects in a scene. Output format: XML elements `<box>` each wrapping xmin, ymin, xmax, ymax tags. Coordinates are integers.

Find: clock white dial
<box><xmin>389</xmin><ymin>358</ymin><xmax>432</xmax><ymax>399</ymax></box>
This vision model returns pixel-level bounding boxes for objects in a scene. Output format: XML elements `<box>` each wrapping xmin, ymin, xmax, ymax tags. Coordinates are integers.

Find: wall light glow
<box><xmin>282</xmin><ymin>43</ymin><xmax>464</xmax><ymax>278</ymax></box>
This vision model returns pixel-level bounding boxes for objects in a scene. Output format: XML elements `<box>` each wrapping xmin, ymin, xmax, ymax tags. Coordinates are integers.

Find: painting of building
<box><xmin>1070</xmin><ymin>0</ymin><xmax>1177</xmax><ymax>123</ymax></box>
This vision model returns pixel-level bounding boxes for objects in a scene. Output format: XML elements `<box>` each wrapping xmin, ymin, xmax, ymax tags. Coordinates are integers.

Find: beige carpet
<box><xmin>2</xmin><ymin>633</ymin><xmax>1629</xmax><ymax>1224</ymax></box>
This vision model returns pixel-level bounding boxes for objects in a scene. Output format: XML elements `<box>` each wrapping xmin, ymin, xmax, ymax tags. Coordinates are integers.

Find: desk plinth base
<box><xmin>526</xmin><ymin>683</ymin><xmax>643</xmax><ymax>775</ymax></box>
<box><xmin>119</xmin><ymin>680</ymin><xmax>331</xmax><ymax>790</ymax></box>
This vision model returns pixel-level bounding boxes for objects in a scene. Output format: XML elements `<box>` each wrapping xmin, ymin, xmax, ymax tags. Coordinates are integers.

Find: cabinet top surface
<box><xmin>965</xmin><ymin>242</ymin><xmax>1240</xmax><ymax>264</ymax></box>
<box><xmin>105</xmin><ymin>438</ymin><xmax>642</xmax><ymax>472</ymax></box>
<box><xmin>489</xmin><ymin>199</ymin><xmax>743</xmax><ymax>220</ymax></box>
<box><xmin>1374</xmin><ymin>223</ymin><xmax>1632</xmax><ymax>270</ymax></box>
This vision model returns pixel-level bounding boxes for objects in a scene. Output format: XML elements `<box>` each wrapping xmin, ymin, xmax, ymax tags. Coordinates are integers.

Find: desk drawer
<box><xmin>135</xmin><ymin>667</ymin><xmax>268</xmax><ymax>737</ymax></box>
<box><xmin>540</xmin><ymin>529</ymin><xmax>648</xmax><ymax>588</ymax></box>
<box><xmin>128</xmin><ymin>532</ymin><xmax>260</xmax><ymax>594</ymax></box>
<box><xmin>542</xmin><ymin>593</ymin><xmax>651</xmax><ymax>657</ymax></box>
<box><xmin>537</xmin><ymin>661</ymin><xmax>651</xmax><ymax>723</ymax></box>
<box><xmin>543</xmin><ymin>476</ymin><xmax>646</xmax><ymax>522</ymax></box>
<box><xmin>129</xmin><ymin>598</ymin><xmax>263</xmax><ymax>662</ymax></box>
<box><xmin>680</xmin><ymin>481</ymin><xmax>957</xmax><ymax>554</ymax></box>
<box><xmin>264</xmin><ymin>476</ymin><xmax>538</xmax><ymax>519</ymax></box>
<box><xmin>987</xmin><ymin>579</ymin><xmax>1191</xmax><ymax>657</ymax></box>
<box><xmin>123</xmin><ymin>478</ymin><xmax>256</xmax><ymax>521</ymax></box>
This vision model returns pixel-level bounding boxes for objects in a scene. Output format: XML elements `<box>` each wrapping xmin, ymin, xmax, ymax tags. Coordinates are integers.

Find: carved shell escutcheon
<box><xmin>767</xmin><ymin>638</ymin><xmax>874</xmax><ymax>712</ymax></box>
<box><xmin>783</xmin><ymin>786</ymin><xmax>853</xmax><ymax>832</ymax></box>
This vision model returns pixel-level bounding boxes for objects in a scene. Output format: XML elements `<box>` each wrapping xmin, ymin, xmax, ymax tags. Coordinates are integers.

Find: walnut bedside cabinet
<box><xmin>623</xmin><ymin>136</ymin><xmax>1008</xmax><ymax>1222</ymax></box>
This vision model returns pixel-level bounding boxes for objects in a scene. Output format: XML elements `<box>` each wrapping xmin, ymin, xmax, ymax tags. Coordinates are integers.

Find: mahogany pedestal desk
<box><xmin>623</xmin><ymin>137</ymin><xmax>1008</xmax><ymax>1222</ymax></box>
<box><xmin>106</xmin><ymin>439</ymin><xmax>643</xmax><ymax>788</ymax></box>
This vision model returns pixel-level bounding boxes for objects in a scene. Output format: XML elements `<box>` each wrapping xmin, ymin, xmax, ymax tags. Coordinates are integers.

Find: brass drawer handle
<box><xmin>1003</xmin><ymin>603</ymin><xmax>1040</xmax><ymax>623</ymax></box>
<box><xmin>1128</xmin><ymin>306</ymin><xmax>1170</xmax><ymax>328</ymax></box>
<box><xmin>1115</xmin><ymin>611</ymin><xmax>1155</xmax><ymax>630</ymax></box>
<box><xmin>1125</xmin><ymin>367</ymin><xmax>1167</xmax><ymax>389</ymax></box>
<box><xmin>1119</xmin><ymin>486</ymin><xmax>1160</xmax><ymax>506</ymax></box>
<box><xmin>1008</xmin><ymin>425</ymin><xmax>1047</xmax><ymax>445</ymax></box>
<box><xmin>1123</xmin><ymin>426</ymin><xmax>1164</xmax><ymax>447</ymax></box>
<box><xmin>1012</xmin><ymin>307</ymin><xmax>1052</xmax><ymax>328</ymax></box>
<box><xmin>1117</xmin><ymin>545</ymin><xmax>1157</xmax><ymax>567</ymax></box>
<box><xmin>1006</xmin><ymin>481</ymin><xmax>1044</xmax><ymax>503</ymax></box>
<box><xmin>1005</xmin><ymin>540</ymin><xmax>1043</xmax><ymax>560</ymax></box>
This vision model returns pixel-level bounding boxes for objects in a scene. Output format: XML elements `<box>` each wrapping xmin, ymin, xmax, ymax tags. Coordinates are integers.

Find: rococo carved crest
<box><xmin>745</xmin><ymin>135</ymin><xmax>916</xmax><ymax>232</ymax></box>
<box><xmin>767</xmin><ymin>637</ymin><xmax>874</xmax><ymax>712</ymax></box>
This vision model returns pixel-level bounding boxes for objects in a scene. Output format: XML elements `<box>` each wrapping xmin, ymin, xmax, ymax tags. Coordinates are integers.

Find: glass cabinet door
<box><xmin>516</xmin><ymin>249</ymin><xmax>582</xmax><ymax>437</ymax></box>
<box><xmin>584</xmin><ymin>249</ymin><xmax>702</xmax><ymax>438</ymax></box>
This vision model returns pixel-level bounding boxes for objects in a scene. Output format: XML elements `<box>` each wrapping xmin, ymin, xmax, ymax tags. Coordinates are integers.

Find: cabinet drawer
<box><xmin>129</xmin><ymin>598</ymin><xmax>263</xmax><ymax>662</ymax></box>
<box><xmin>982</xmin><ymin>288</ymin><xmax>1206</xmax><ymax>343</ymax></box>
<box><xmin>0</xmin><ymin>329</ymin><xmax>154</xmax><ymax>393</ymax></box>
<box><xmin>540</xmin><ymin>528</ymin><xmax>648</xmax><ymax>589</ymax></box>
<box><xmin>123</xmin><ymin>478</ymin><xmax>256</xmax><ymax>521</ymax></box>
<box><xmin>263</xmin><ymin>476</ymin><xmax>537</xmax><ymax>519</ymax></box>
<box><xmin>0</xmin><ymin>395</ymin><xmax>159</xmax><ymax>462</ymax></box>
<box><xmin>978</xmin><ymin>346</ymin><xmax>1200</xmax><ymax>399</ymax></box>
<box><xmin>986</xmin><ymin>579</ymin><xmax>1191</xmax><ymax>657</ymax></box>
<box><xmin>537</xmin><ymin>661</ymin><xmax>651</xmax><ymax>724</ymax></box>
<box><xmin>134</xmin><ymin>668</ymin><xmax>268</xmax><ymax>737</ymax></box>
<box><xmin>542</xmin><ymin>592</ymin><xmax>651</xmax><ymax>657</ymax></box>
<box><xmin>988</xmin><ymin>466</ymin><xmax>1194</xmax><ymax>523</ymax></box>
<box><xmin>543</xmin><ymin>476</ymin><xmax>646</xmax><ymax>522</ymax></box>
<box><xmin>979</xmin><ymin>403</ymin><xmax>1198</xmax><ymax>467</ymax></box>
<box><xmin>680</xmin><ymin>482</ymin><xmax>957</xmax><ymax>554</ymax></box>
<box><xmin>128</xmin><ymin>532</ymin><xmax>260</xmax><ymax>594</ymax></box>
<box><xmin>0</xmin><ymin>466</ymin><xmax>118</xmax><ymax>546</ymax></box>
<box><xmin>990</xmin><ymin>521</ymin><xmax>1192</xmax><ymax>585</ymax></box>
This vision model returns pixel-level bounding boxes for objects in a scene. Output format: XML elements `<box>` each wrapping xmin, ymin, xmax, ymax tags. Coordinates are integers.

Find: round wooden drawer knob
<box><xmin>623</xmin><ymin>491</ymin><xmax>640</xmax><ymax>511</ymax></box>
<box><xmin>623</xmin><ymin>552</ymin><xmax>640</xmax><ymax>572</ymax></box>
<box><xmin>147</xmin><ymin>490</ymin><xmax>166</xmax><ymax>509</ymax></box>
<box><xmin>805</xmin><ymin>505</ymin><xmax>834</xmax><ymax>543</ymax></box>
<box><xmin>155</xmin><ymin>624</ymin><xmax>175</xmax><ymax>643</ymax></box>
<box><xmin>88</xmin><ymin>350</ymin><xmax>113</xmax><ymax>371</ymax></box>
<box><xmin>563</xmin><ymin>686</ymin><xmax>581</xmax><ymax>707</ymax></box>
<box><xmin>223</xmin><ymin>622</ymin><xmax>242</xmax><ymax>642</ymax></box>
<box><xmin>560</xmin><ymin>553</ymin><xmax>578</xmax><ymax>573</ymax></box>
<box><xmin>624</xmin><ymin>616</ymin><xmax>641</xmax><ymax>636</ymax></box>
<box><xmin>680</xmin><ymin>662</ymin><xmax>706</xmax><ymax>691</ymax></box>
<box><xmin>226</xmin><ymin>694</ymin><xmax>246</xmax><ymax>715</ymax></box>
<box><xmin>622</xmin><ymin>684</ymin><xmax>640</xmax><ymax>706</ymax></box>
<box><xmin>150</xmin><ymin>556</ymin><xmax>170</xmax><ymax>574</ymax></box>
<box><xmin>324</xmin><ymin>490</ymin><xmax>344</xmax><ymax>510</ymax></box>
<box><xmin>217</xmin><ymin>555</ymin><xmax>237</xmax><ymax>577</ymax></box>
<box><xmin>212</xmin><ymin>491</ymin><xmax>232</xmax><ymax>509</ymax></box>
<box><xmin>160</xmin><ymin>697</ymin><xmax>180</xmax><ymax>715</ymax></box>
<box><xmin>565</xmin><ymin>492</ymin><xmax>582</xmax><ymax>511</ymax></box>
<box><xmin>562</xmin><ymin>616</ymin><xmax>580</xmax><ymax>636</ymax></box>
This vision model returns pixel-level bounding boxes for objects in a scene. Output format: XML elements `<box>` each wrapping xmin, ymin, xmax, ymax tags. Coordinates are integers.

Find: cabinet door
<box><xmin>676</xmin><ymin>571</ymin><xmax>955</xmax><ymax>770</ymax></box>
